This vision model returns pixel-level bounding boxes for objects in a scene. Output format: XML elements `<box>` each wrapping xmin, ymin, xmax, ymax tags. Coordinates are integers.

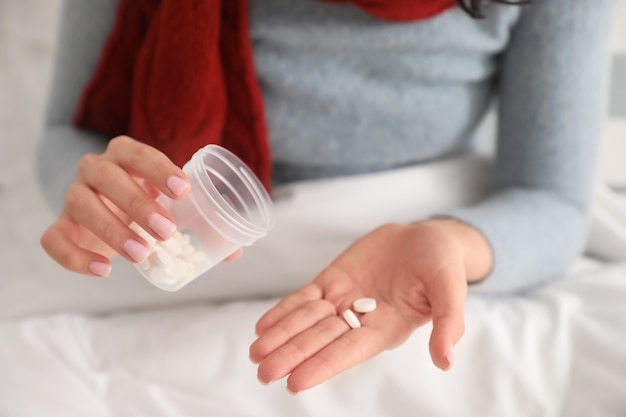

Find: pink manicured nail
<box><xmin>148</xmin><ymin>213</ymin><xmax>176</xmax><ymax>239</ymax></box>
<box><xmin>167</xmin><ymin>175</ymin><xmax>190</xmax><ymax>197</ymax></box>
<box><xmin>446</xmin><ymin>344</ymin><xmax>455</xmax><ymax>370</ymax></box>
<box><xmin>123</xmin><ymin>239</ymin><xmax>150</xmax><ymax>262</ymax></box>
<box><xmin>88</xmin><ymin>261</ymin><xmax>111</xmax><ymax>277</ymax></box>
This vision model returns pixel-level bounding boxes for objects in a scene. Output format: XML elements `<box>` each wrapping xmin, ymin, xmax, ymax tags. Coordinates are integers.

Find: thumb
<box><xmin>427</xmin><ymin>264</ymin><xmax>467</xmax><ymax>371</ymax></box>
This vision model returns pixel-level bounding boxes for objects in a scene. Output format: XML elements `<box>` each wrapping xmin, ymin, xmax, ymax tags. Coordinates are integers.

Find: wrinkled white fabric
<box><xmin>1</xmin><ymin>259</ymin><xmax>625</xmax><ymax>416</ymax></box>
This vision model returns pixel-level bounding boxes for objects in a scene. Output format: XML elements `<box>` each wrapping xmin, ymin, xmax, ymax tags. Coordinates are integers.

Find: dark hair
<box><xmin>456</xmin><ymin>0</ymin><xmax>532</xmax><ymax>18</ymax></box>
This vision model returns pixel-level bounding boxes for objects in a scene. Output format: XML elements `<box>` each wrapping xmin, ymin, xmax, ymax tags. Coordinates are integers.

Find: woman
<box><xmin>39</xmin><ymin>0</ymin><xmax>617</xmax><ymax>394</ymax></box>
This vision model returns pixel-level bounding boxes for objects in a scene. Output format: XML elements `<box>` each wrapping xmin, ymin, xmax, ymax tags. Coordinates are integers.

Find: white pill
<box><xmin>148</xmin><ymin>266</ymin><xmax>169</xmax><ymax>283</ymax></box>
<box><xmin>168</xmin><ymin>258</ymin><xmax>188</xmax><ymax>280</ymax></box>
<box><xmin>183</xmin><ymin>267</ymin><xmax>196</xmax><ymax>281</ymax></box>
<box><xmin>161</xmin><ymin>237</ymin><xmax>183</xmax><ymax>256</ymax></box>
<box><xmin>187</xmin><ymin>251</ymin><xmax>208</xmax><ymax>266</ymax></box>
<box><xmin>181</xmin><ymin>242</ymin><xmax>195</xmax><ymax>255</ymax></box>
<box><xmin>137</xmin><ymin>257</ymin><xmax>153</xmax><ymax>271</ymax></box>
<box><xmin>342</xmin><ymin>309</ymin><xmax>361</xmax><ymax>329</ymax></box>
<box><xmin>353</xmin><ymin>298</ymin><xmax>377</xmax><ymax>313</ymax></box>
<box><xmin>135</xmin><ymin>225</ymin><xmax>212</xmax><ymax>290</ymax></box>
<box><xmin>153</xmin><ymin>247</ymin><xmax>174</xmax><ymax>268</ymax></box>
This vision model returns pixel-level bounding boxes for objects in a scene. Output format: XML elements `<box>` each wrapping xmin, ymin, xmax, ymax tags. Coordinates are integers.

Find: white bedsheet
<box><xmin>1</xmin><ymin>157</ymin><xmax>625</xmax><ymax>416</ymax></box>
<box><xmin>1</xmin><ymin>258</ymin><xmax>625</xmax><ymax>417</ymax></box>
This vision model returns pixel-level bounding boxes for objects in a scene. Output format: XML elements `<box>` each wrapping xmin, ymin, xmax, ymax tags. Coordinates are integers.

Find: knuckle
<box><xmin>148</xmin><ymin>164</ymin><xmax>163</xmax><ymax>185</ymax></box>
<box><xmin>92</xmin><ymin>160</ymin><xmax>118</xmax><ymax>183</ymax></box>
<box><xmin>128</xmin><ymin>140</ymin><xmax>150</xmax><ymax>160</ymax></box>
<box><xmin>287</xmin><ymin>340</ymin><xmax>308</xmax><ymax>362</ymax></box>
<box><xmin>59</xmin><ymin>250</ymin><xmax>83</xmax><ymax>272</ymax></box>
<box><xmin>100</xmin><ymin>220</ymin><xmax>120</xmax><ymax>245</ymax></box>
<box><xmin>129</xmin><ymin>144</ymin><xmax>161</xmax><ymax>171</ymax></box>
<box><xmin>337</xmin><ymin>335</ymin><xmax>366</xmax><ymax>362</ymax></box>
<box><xmin>77</xmin><ymin>153</ymin><xmax>97</xmax><ymax>176</ymax></box>
<box><xmin>251</xmin><ymin>338</ymin><xmax>271</xmax><ymax>360</ymax></box>
<box><xmin>108</xmin><ymin>135</ymin><xmax>132</xmax><ymax>152</ymax></box>
<box><xmin>257</xmin><ymin>360</ymin><xmax>274</xmax><ymax>381</ymax></box>
<box><xmin>318</xmin><ymin>316</ymin><xmax>340</xmax><ymax>334</ymax></box>
<box><xmin>126</xmin><ymin>192</ymin><xmax>149</xmax><ymax>214</ymax></box>
<box><xmin>64</xmin><ymin>185</ymin><xmax>85</xmax><ymax>212</ymax></box>
<box><xmin>40</xmin><ymin>228</ymin><xmax>54</xmax><ymax>252</ymax></box>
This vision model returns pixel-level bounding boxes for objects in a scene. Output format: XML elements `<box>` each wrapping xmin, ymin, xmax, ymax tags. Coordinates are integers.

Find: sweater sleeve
<box><xmin>440</xmin><ymin>0</ymin><xmax>617</xmax><ymax>293</ymax></box>
<box><xmin>35</xmin><ymin>0</ymin><xmax>118</xmax><ymax>214</ymax></box>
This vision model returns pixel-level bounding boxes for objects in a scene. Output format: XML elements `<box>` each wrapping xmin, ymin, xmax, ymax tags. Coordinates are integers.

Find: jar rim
<box><xmin>185</xmin><ymin>145</ymin><xmax>275</xmax><ymax>238</ymax></box>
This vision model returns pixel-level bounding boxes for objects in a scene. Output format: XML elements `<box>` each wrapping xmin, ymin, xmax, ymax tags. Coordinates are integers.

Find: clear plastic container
<box><xmin>132</xmin><ymin>144</ymin><xmax>275</xmax><ymax>291</ymax></box>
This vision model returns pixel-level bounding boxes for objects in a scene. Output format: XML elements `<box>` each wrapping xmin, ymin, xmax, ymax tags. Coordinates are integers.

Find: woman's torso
<box><xmin>249</xmin><ymin>0</ymin><xmax>521</xmax><ymax>183</ymax></box>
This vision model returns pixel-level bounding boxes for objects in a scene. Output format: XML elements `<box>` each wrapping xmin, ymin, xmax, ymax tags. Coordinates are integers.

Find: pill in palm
<box><xmin>342</xmin><ymin>309</ymin><xmax>361</xmax><ymax>329</ymax></box>
<box><xmin>353</xmin><ymin>297</ymin><xmax>377</xmax><ymax>313</ymax></box>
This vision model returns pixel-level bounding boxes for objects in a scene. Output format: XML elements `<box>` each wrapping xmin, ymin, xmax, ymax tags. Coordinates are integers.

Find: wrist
<box><xmin>419</xmin><ymin>218</ymin><xmax>493</xmax><ymax>283</ymax></box>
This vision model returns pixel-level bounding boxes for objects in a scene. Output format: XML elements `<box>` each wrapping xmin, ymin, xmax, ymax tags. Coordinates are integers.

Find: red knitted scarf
<box><xmin>73</xmin><ymin>0</ymin><xmax>454</xmax><ymax>191</ymax></box>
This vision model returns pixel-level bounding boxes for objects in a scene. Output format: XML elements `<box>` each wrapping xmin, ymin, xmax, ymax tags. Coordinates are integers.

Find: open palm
<box><xmin>250</xmin><ymin>221</ymin><xmax>469</xmax><ymax>394</ymax></box>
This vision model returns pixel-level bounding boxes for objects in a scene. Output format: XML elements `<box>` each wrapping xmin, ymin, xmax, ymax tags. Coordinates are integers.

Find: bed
<box><xmin>2</xmin><ymin>1</ymin><xmax>626</xmax><ymax>415</ymax></box>
<box><xmin>1</xmin><ymin>157</ymin><xmax>625</xmax><ymax>417</ymax></box>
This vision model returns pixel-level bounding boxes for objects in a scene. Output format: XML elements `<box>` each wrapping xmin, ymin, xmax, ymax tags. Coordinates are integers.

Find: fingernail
<box><xmin>446</xmin><ymin>344</ymin><xmax>455</xmax><ymax>370</ymax></box>
<box><xmin>148</xmin><ymin>213</ymin><xmax>176</xmax><ymax>239</ymax></box>
<box><xmin>286</xmin><ymin>386</ymin><xmax>298</xmax><ymax>395</ymax></box>
<box><xmin>167</xmin><ymin>176</ymin><xmax>189</xmax><ymax>197</ymax></box>
<box><xmin>88</xmin><ymin>261</ymin><xmax>111</xmax><ymax>277</ymax></box>
<box><xmin>124</xmin><ymin>239</ymin><xmax>151</xmax><ymax>262</ymax></box>
<box><xmin>257</xmin><ymin>375</ymin><xmax>269</xmax><ymax>386</ymax></box>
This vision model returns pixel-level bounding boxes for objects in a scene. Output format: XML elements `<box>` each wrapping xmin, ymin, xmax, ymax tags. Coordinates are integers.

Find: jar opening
<box><xmin>186</xmin><ymin>145</ymin><xmax>275</xmax><ymax>237</ymax></box>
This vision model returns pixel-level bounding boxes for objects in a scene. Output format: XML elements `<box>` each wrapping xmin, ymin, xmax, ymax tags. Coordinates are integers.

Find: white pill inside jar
<box><xmin>353</xmin><ymin>297</ymin><xmax>377</xmax><ymax>313</ymax></box>
<box><xmin>153</xmin><ymin>247</ymin><xmax>174</xmax><ymax>268</ymax></box>
<box><xmin>161</xmin><ymin>237</ymin><xmax>183</xmax><ymax>256</ymax></box>
<box><xmin>131</xmin><ymin>145</ymin><xmax>276</xmax><ymax>292</ymax></box>
<box><xmin>342</xmin><ymin>309</ymin><xmax>361</xmax><ymax>329</ymax></box>
<box><xmin>148</xmin><ymin>266</ymin><xmax>169</xmax><ymax>283</ymax></box>
<box><xmin>169</xmin><ymin>258</ymin><xmax>188</xmax><ymax>280</ymax></box>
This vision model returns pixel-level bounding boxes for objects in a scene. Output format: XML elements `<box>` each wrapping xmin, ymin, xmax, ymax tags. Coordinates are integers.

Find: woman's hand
<box><xmin>40</xmin><ymin>136</ymin><xmax>191</xmax><ymax>277</ymax></box>
<box><xmin>249</xmin><ymin>219</ymin><xmax>492</xmax><ymax>394</ymax></box>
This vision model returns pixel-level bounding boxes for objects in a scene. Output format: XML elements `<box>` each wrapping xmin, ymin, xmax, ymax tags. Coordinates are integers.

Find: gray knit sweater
<box><xmin>37</xmin><ymin>0</ymin><xmax>617</xmax><ymax>293</ymax></box>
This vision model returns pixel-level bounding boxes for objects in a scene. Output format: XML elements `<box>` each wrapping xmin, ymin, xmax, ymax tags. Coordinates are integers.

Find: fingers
<box><xmin>286</xmin><ymin>327</ymin><xmax>385</xmax><ymax>394</ymax></box>
<box><xmin>254</xmin><ymin>284</ymin><xmax>324</xmax><ymax>336</ymax></box>
<box><xmin>427</xmin><ymin>263</ymin><xmax>467</xmax><ymax>371</ymax></box>
<box><xmin>79</xmin><ymin>157</ymin><xmax>176</xmax><ymax>240</ymax></box>
<box><xmin>256</xmin><ymin>315</ymin><xmax>348</xmax><ymax>387</ymax></box>
<box><xmin>76</xmin><ymin>137</ymin><xmax>190</xmax><ymax>242</ymax></box>
<box><xmin>254</xmin><ymin>312</ymin><xmax>386</xmax><ymax>394</ymax></box>
<box><xmin>64</xmin><ymin>183</ymin><xmax>151</xmax><ymax>264</ymax></box>
<box><xmin>224</xmin><ymin>248</ymin><xmax>243</xmax><ymax>262</ymax></box>
<box><xmin>104</xmin><ymin>136</ymin><xmax>190</xmax><ymax>199</ymax></box>
<box><xmin>41</xmin><ymin>217</ymin><xmax>112</xmax><ymax>277</ymax></box>
<box><xmin>250</xmin><ymin>299</ymin><xmax>337</xmax><ymax>363</ymax></box>
<box><xmin>44</xmin><ymin>136</ymin><xmax>192</xmax><ymax>276</ymax></box>
<box><xmin>252</xmin><ymin>292</ymin><xmax>398</xmax><ymax>393</ymax></box>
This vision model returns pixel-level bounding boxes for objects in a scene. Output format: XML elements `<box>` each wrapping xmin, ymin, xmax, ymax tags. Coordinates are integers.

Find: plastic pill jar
<box><xmin>133</xmin><ymin>144</ymin><xmax>275</xmax><ymax>291</ymax></box>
